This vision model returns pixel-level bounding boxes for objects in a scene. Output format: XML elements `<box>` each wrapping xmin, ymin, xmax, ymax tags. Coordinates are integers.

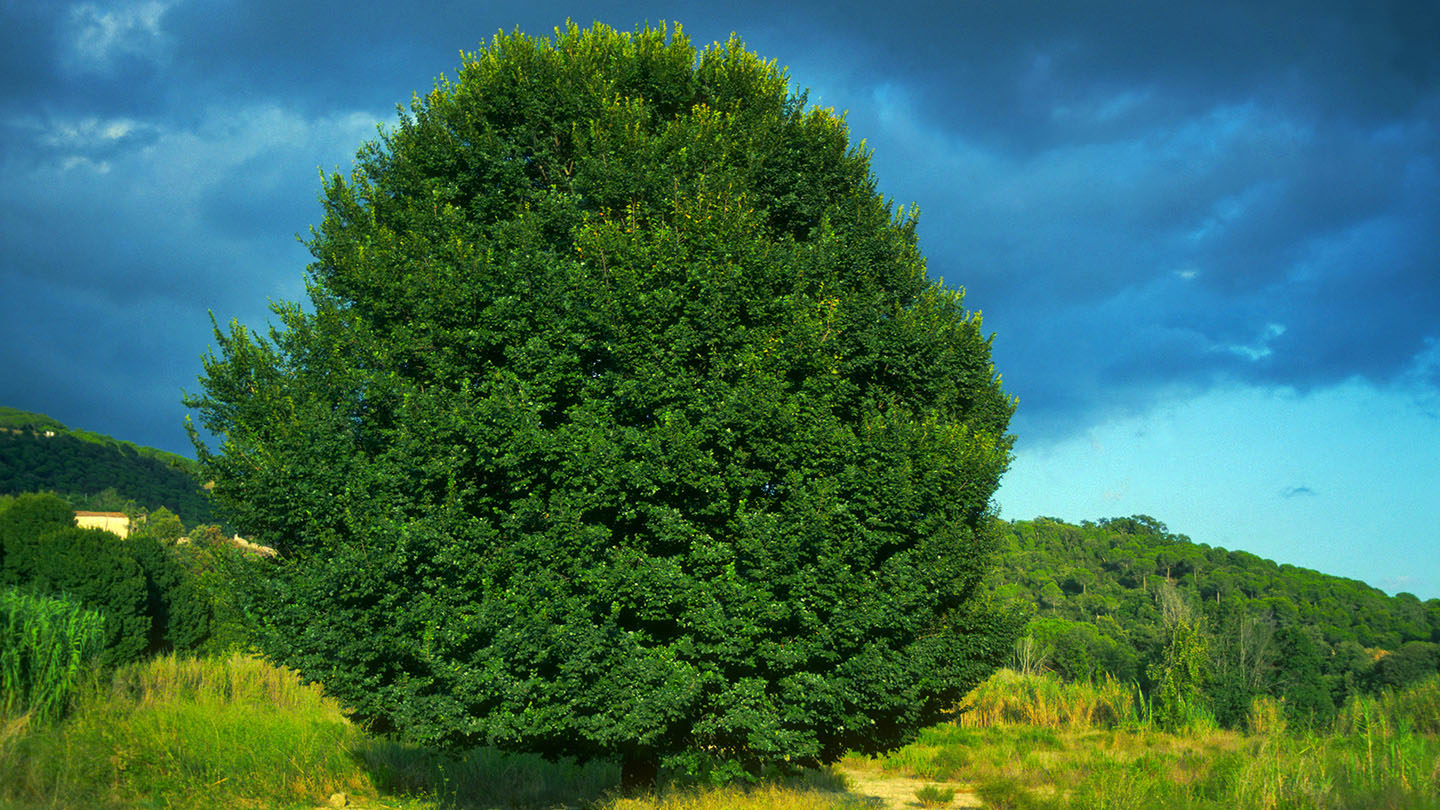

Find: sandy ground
<box><xmin>834</xmin><ymin>767</ymin><xmax>983</xmax><ymax>810</ymax></box>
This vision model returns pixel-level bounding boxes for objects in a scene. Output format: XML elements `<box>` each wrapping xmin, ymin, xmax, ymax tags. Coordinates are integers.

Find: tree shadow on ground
<box><xmin>354</xmin><ymin>740</ymin><xmax>883</xmax><ymax>810</ymax></box>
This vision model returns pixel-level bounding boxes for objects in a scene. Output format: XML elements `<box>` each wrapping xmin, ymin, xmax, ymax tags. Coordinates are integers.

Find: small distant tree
<box><xmin>1147</xmin><ymin>618</ymin><xmax>1210</xmax><ymax>730</ymax></box>
<box><xmin>187</xmin><ymin>22</ymin><xmax>1016</xmax><ymax>786</ymax></box>
<box><xmin>139</xmin><ymin>506</ymin><xmax>186</xmax><ymax>543</ymax></box>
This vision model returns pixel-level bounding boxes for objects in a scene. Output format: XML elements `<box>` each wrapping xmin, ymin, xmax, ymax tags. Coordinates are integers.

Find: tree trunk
<box><xmin>621</xmin><ymin>754</ymin><xmax>659</xmax><ymax>794</ymax></box>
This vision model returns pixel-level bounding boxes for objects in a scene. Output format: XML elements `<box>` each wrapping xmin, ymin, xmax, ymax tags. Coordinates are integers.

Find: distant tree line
<box><xmin>0</xmin><ymin>429</ymin><xmax>212</xmax><ymax>524</ymax></box>
<box><xmin>991</xmin><ymin>515</ymin><xmax>1440</xmax><ymax>728</ymax></box>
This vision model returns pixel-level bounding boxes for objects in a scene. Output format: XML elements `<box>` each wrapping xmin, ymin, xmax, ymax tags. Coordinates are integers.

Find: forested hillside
<box><xmin>0</xmin><ymin>407</ymin><xmax>211</xmax><ymax>524</ymax></box>
<box><xmin>991</xmin><ymin>515</ymin><xmax>1440</xmax><ymax>726</ymax></box>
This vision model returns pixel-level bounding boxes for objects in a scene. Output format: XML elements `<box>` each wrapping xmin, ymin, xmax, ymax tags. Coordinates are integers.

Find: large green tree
<box><xmin>187</xmin><ymin>22</ymin><xmax>1015</xmax><ymax>785</ymax></box>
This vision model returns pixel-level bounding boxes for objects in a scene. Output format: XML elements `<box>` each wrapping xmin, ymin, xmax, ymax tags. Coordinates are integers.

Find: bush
<box><xmin>1</xmin><ymin>492</ymin><xmax>219</xmax><ymax>662</ymax></box>
<box><xmin>27</xmin><ymin>526</ymin><xmax>150</xmax><ymax>666</ymax></box>
<box><xmin>0</xmin><ymin>493</ymin><xmax>75</xmax><ymax>586</ymax></box>
<box><xmin>126</xmin><ymin>533</ymin><xmax>211</xmax><ymax>653</ymax></box>
<box><xmin>914</xmin><ymin>784</ymin><xmax>956</xmax><ymax>807</ymax></box>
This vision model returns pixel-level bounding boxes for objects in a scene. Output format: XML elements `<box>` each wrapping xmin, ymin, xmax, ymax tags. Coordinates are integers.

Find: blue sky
<box><xmin>2</xmin><ymin>1</ymin><xmax>1436</xmax><ymax>598</ymax></box>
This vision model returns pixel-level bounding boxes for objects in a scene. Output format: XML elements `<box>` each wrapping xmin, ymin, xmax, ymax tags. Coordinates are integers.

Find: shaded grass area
<box><xmin>358</xmin><ymin>741</ymin><xmax>619</xmax><ymax>809</ymax></box>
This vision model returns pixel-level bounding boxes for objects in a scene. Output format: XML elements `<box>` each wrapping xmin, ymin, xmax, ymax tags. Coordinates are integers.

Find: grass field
<box><xmin>2</xmin><ymin>657</ymin><xmax>1437</xmax><ymax>810</ymax></box>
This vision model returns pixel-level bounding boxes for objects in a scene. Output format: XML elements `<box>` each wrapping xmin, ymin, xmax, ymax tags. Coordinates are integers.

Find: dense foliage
<box><xmin>187</xmin><ymin>22</ymin><xmax>1016</xmax><ymax>782</ymax></box>
<box><xmin>0</xmin><ymin>408</ymin><xmax>212</xmax><ymax>524</ymax></box>
<box><xmin>992</xmin><ymin>515</ymin><xmax>1440</xmax><ymax>728</ymax></box>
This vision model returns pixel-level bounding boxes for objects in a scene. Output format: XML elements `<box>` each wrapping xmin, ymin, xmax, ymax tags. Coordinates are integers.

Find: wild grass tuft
<box><xmin>913</xmin><ymin>783</ymin><xmax>955</xmax><ymax>806</ymax></box>
<box><xmin>957</xmin><ymin>668</ymin><xmax>1140</xmax><ymax>730</ymax></box>
<box><xmin>1246</xmin><ymin>694</ymin><xmax>1286</xmax><ymax>736</ymax></box>
<box><xmin>974</xmin><ymin>776</ymin><xmax>1050</xmax><ymax>810</ymax></box>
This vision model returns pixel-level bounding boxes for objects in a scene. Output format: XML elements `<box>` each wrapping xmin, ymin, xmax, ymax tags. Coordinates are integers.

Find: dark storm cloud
<box><xmin>0</xmin><ymin>0</ymin><xmax>1435</xmax><ymax>453</ymax></box>
<box><xmin>158</xmin><ymin>0</ymin><xmax>715</xmax><ymax>115</ymax></box>
<box><xmin>0</xmin><ymin>3</ymin><xmax>63</xmax><ymax>100</ymax></box>
<box><xmin>772</xmin><ymin>0</ymin><xmax>1440</xmax><ymax>437</ymax></box>
<box><xmin>783</xmin><ymin>0</ymin><xmax>1440</xmax><ymax>141</ymax></box>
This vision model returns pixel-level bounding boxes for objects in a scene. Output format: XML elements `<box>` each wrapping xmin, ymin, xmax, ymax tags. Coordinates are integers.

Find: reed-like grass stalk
<box><xmin>0</xmin><ymin>587</ymin><xmax>106</xmax><ymax>723</ymax></box>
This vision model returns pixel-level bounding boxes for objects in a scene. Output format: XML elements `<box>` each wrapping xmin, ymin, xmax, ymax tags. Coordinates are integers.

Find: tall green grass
<box><xmin>1336</xmin><ymin>675</ymin><xmax>1440</xmax><ymax>736</ymax></box>
<box><xmin>0</xmin><ymin>587</ymin><xmax>106</xmax><ymax>723</ymax></box>
<box><xmin>1</xmin><ymin>651</ymin><xmax>625</xmax><ymax>810</ymax></box>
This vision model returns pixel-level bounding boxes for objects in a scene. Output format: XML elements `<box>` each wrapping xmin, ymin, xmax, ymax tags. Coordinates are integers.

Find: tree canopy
<box><xmin>187</xmin><ymin>22</ymin><xmax>1016</xmax><ymax>784</ymax></box>
<box><xmin>0</xmin><ymin>409</ymin><xmax>213</xmax><ymax>525</ymax></box>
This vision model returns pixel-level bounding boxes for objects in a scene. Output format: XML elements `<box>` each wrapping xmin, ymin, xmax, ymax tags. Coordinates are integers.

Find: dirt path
<box><xmin>834</xmin><ymin>767</ymin><xmax>983</xmax><ymax>810</ymax></box>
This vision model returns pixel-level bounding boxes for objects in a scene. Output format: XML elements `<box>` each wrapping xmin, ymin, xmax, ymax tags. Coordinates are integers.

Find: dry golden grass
<box><xmin>956</xmin><ymin>669</ymin><xmax>1139</xmax><ymax>731</ymax></box>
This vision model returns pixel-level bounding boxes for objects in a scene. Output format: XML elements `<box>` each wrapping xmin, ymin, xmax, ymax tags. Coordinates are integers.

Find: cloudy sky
<box><xmin>2</xmin><ymin>1</ymin><xmax>1436</xmax><ymax>598</ymax></box>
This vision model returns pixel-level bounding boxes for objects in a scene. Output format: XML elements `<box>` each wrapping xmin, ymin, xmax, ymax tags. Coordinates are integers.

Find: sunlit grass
<box><xmin>609</xmin><ymin>782</ymin><xmax>867</xmax><ymax>810</ymax></box>
<box><xmin>1</xmin><ymin>653</ymin><xmax>374</xmax><ymax>809</ymax></box>
<box><xmin>4</xmin><ymin>660</ymin><xmax>1438</xmax><ymax>810</ymax></box>
<box><xmin>848</xmin><ymin>670</ymin><xmax>1440</xmax><ymax>810</ymax></box>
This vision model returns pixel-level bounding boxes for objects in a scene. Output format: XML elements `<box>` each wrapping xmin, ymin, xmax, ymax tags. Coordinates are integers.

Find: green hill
<box><xmin>0</xmin><ymin>407</ymin><xmax>212</xmax><ymax>524</ymax></box>
<box><xmin>990</xmin><ymin>515</ymin><xmax>1440</xmax><ymax>726</ymax></box>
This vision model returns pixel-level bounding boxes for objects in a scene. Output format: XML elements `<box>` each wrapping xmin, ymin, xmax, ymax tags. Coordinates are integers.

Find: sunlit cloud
<box><xmin>1222</xmin><ymin>323</ymin><xmax>1287</xmax><ymax>362</ymax></box>
<box><xmin>64</xmin><ymin>0</ymin><xmax>178</xmax><ymax>73</ymax></box>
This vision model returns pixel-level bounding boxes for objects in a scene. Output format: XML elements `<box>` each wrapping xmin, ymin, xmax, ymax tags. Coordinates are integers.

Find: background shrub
<box><xmin>27</xmin><ymin>526</ymin><xmax>150</xmax><ymax>666</ymax></box>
